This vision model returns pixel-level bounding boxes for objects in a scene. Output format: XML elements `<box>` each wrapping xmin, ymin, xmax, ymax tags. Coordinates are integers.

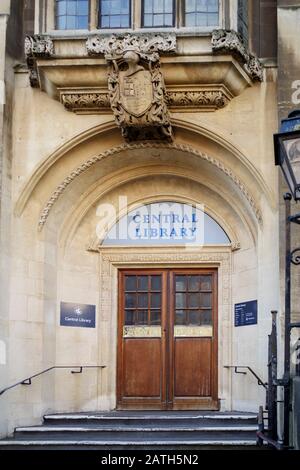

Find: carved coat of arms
<box><xmin>91</xmin><ymin>34</ymin><xmax>176</xmax><ymax>142</ymax></box>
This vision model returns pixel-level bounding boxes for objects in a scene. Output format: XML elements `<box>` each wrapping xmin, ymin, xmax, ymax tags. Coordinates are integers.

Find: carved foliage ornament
<box><xmin>87</xmin><ymin>34</ymin><xmax>176</xmax><ymax>142</ymax></box>
<box><xmin>211</xmin><ymin>29</ymin><xmax>263</xmax><ymax>82</ymax></box>
<box><xmin>24</xmin><ymin>35</ymin><xmax>55</xmax><ymax>87</ymax></box>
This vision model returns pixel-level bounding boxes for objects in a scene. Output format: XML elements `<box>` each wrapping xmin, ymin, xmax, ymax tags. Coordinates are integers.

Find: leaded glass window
<box><xmin>99</xmin><ymin>0</ymin><xmax>131</xmax><ymax>28</ymax></box>
<box><xmin>142</xmin><ymin>0</ymin><xmax>175</xmax><ymax>28</ymax></box>
<box><xmin>184</xmin><ymin>0</ymin><xmax>219</xmax><ymax>27</ymax></box>
<box><xmin>56</xmin><ymin>0</ymin><xmax>89</xmax><ymax>29</ymax></box>
<box><xmin>237</xmin><ymin>0</ymin><xmax>248</xmax><ymax>46</ymax></box>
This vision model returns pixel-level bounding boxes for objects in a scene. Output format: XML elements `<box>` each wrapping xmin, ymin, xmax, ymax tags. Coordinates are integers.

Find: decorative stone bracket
<box><xmin>24</xmin><ymin>35</ymin><xmax>54</xmax><ymax>87</ymax></box>
<box><xmin>211</xmin><ymin>29</ymin><xmax>263</xmax><ymax>82</ymax></box>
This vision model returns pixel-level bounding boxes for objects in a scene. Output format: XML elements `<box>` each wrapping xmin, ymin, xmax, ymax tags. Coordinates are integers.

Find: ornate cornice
<box><xmin>60</xmin><ymin>88</ymin><xmax>231</xmax><ymax>113</ymax></box>
<box><xmin>37</xmin><ymin>142</ymin><xmax>263</xmax><ymax>229</ymax></box>
<box><xmin>24</xmin><ymin>35</ymin><xmax>55</xmax><ymax>87</ymax></box>
<box><xmin>86</xmin><ymin>33</ymin><xmax>177</xmax><ymax>60</ymax></box>
<box><xmin>211</xmin><ymin>29</ymin><xmax>263</xmax><ymax>82</ymax></box>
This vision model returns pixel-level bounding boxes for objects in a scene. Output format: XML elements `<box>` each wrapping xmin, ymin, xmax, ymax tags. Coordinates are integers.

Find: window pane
<box><xmin>57</xmin><ymin>1</ymin><xmax>67</xmax><ymax>16</ymax></box>
<box><xmin>99</xmin><ymin>0</ymin><xmax>130</xmax><ymax>28</ymax></box>
<box><xmin>196</xmin><ymin>13</ymin><xmax>207</xmax><ymax>26</ymax></box>
<box><xmin>66</xmin><ymin>15</ymin><xmax>76</xmax><ymax>28</ymax></box>
<box><xmin>186</xmin><ymin>0</ymin><xmax>195</xmax><ymax>13</ymax></box>
<box><xmin>77</xmin><ymin>0</ymin><xmax>88</xmax><ymax>14</ymax></box>
<box><xmin>185</xmin><ymin>12</ymin><xmax>195</xmax><ymax>26</ymax></box>
<box><xmin>207</xmin><ymin>0</ymin><xmax>218</xmax><ymax>12</ymax></box>
<box><xmin>207</xmin><ymin>13</ymin><xmax>218</xmax><ymax>26</ymax></box>
<box><xmin>143</xmin><ymin>0</ymin><xmax>174</xmax><ymax>27</ymax></box>
<box><xmin>56</xmin><ymin>0</ymin><xmax>88</xmax><ymax>30</ymax></box>
<box><xmin>57</xmin><ymin>15</ymin><xmax>67</xmax><ymax>29</ymax></box>
<box><xmin>76</xmin><ymin>15</ymin><xmax>88</xmax><ymax>28</ymax></box>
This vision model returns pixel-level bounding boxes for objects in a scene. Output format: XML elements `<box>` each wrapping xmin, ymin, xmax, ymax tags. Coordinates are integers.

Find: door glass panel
<box><xmin>137</xmin><ymin>275</ymin><xmax>148</xmax><ymax>291</ymax></box>
<box><xmin>175</xmin><ymin>310</ymin><xmax>186</xmax><ymax>325</ymax></box>
<box><xmin>125</xmin><ymin>293</ymin><xmax>136</xmax><ymax>308</ymax></box>
<box><xmin>200</xmin><ymin>292</ymin><xmax>211</xmax><ymax>308</ymax></box>
<box><xmin>174</xmin><ymin>273</ymin><xmax>213</xmax><ymax>337</ymax></box>
<box><xmin>151</xmin><ymin>275</ymin><xmax>161</xmax><ymax>290</ymax></box>
<box><xmin>176</xmin><ymin>292</ymin><xmax>186</xmax><ymax>308</ymax></box>
<box><xmin>188</xmin><ymin>275</ymin><xmax>200</xmax><ymax>291</ymax></box>
<box><xmin>189</xmin><ymin>293</ymin><xmax>199</xmax><ymax>308</ymax></box>
<box><xmin>125</xmin><ymin>309</ymin><xmax>135</xmax><ymax>325</ymax></box>
<box><xmin>201</xmin><ymin>309</ymin><xmax>212</xmax><ymax>325</ymax></box>
<box><xmin>150</xmin><ymin>310</ymin><xmax>161</xmax><ymax>325</ymax></box>
<box><xmin>200</xmin><ymin>275</ymin><xmax>212</xmax><ymax>291</ymax></box>
<box><xmin>151</xmin><ymin>293</ymin><xmax>161</xmax><ymax>308</ymax></box>
<box><xmin>136</xmin><ymin>310</ymin><xmax>148</xmax><ymax>325</ymax></box>
<box><xmin>123</xmin><ymin>273</ymin><xmax>162</xmax><ymax>337</ymax></box>
<box><xmin>138</xmin><ymin>293</ymin><xmax>148</xmax><ymax>308</ymax></box>
<box><xmin>125</xmin><ymin>275</ymin><xmax>136</xmax><ymax>291</ymax></box>
<box><xmin>175</xmin><ymin>275</ymin><xmax>186</xmax><ymax>291</ymax></box>
<box><xmin>188</xmin><ymin>310</ymin><xmax>201</xmax><ymax>325</ymax></box>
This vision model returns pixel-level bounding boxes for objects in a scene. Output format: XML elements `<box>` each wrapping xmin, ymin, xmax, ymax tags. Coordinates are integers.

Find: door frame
<box><xmin>96</xmin><ymin>246</ymin><xmax>232</xmax><ymax>412</ymax></box>
<box><xmin>117</xmin><ymin>267</ymin><xmax>218</xmax><ymax>410</ymax></box>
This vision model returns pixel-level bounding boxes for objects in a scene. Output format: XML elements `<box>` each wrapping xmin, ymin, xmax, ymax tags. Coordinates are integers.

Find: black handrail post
<box><xmin>268</xmin><ymin>310</ymin><xmax>278</xmax><ymax>441</ymax></box>
<box><xmin>283</xmin><ymin>193</ymin><xmax>292</xmax><ymax>448</ymax></box>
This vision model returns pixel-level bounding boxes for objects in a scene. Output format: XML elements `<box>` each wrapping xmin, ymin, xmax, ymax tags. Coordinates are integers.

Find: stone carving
<box><xmin>86</xmin><ymin>33</ymin><xmax>176</xmax><ymax>60</ymax></box>
<box><xmin>211</xmin><ymin>29</ymin><xmax>263</xmax><ymax>82</ymax></box>
<box><xmin>166</xmin><ymin>90</ymin><xmax>230</xmax><ymax>110</ymax></box>
<box><xmin>87</xmin><ymin>34</ymin><xmax>175</xmax><ymax>141</ymax></box>
<box><xmin>61</xmin><ymin>92</ymin><xmax>111</xmax><ymax>113</ymax></box>
<box><xmin>61</xmin><ymin>89</ymin><xmax>231</xmax><ymax>113</ymax></box>
<box><xmin>25</xmin><ymin>35</ymin><xmax>54</xmax><ymax>87</ymax></box>
<box><xmin>37</xmin><ymin>142</ymin><xmax>263</xmax><ymax>229</ymax></box>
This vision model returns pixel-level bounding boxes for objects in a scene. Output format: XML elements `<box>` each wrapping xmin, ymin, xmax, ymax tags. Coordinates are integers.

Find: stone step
<box><xmin>0</xmin><ymin>437</ymin><xmax>258</xmax><ymax>450</ymax></box>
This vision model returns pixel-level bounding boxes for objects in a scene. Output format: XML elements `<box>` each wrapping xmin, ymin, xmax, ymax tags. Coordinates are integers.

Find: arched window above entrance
<box><xmin>100</xmin><ymin>202</ymin><xmax>231</xmax><ymax>246</ymax></box>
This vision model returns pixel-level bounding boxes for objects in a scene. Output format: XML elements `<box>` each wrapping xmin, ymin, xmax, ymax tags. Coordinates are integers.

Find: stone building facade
<box><xmin>1</xmin><ymin>0</ymin><xmax>298</xmax><ymax>445</ymax></box>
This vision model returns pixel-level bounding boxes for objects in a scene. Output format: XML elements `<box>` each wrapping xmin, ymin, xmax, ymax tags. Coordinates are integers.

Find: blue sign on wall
<box><xmin>60</xmin><ymin>302</ymin><xmax>96</xmax><ymax>328</ymax></box>
<box><xmin>234</xmin><ymin>300</ymin><xmax>257</xmax><ymax>327</ymax></box>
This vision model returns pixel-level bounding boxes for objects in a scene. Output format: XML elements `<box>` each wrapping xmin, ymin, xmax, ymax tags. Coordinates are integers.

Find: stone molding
<box><xmin>211</xmin><ymin>29</ymin><xmax>263</xmax><ymax>82</ymax></box>
<box><xmin>37</xmin><ymin>142</ymin><xmax>263</xmax><ymax>229</ymax></box>
<box><xmin>60</xmin><ymin>88</ymin><xmax>231</xmax><ymax>114</ymax></box>
<box><xmin>24</xmin><ymin>35</ymin><xmax>54</xmax><ymax>87</ymax></box>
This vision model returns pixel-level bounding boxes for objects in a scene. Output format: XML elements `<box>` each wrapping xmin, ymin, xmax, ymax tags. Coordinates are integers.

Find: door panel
<box><xmin>117</xmin><ymin>270</ymin><xmax>167</xmax><ymax>409</ymax></box>
<box><xmin>117</xmin><ymin>268</ymin><xmax>218</xmax><ymax>410</ymax></box>
<box><xmin>174</xmin><ymin>338</ymin><xmax>212</xmax><ymax>397</ymax></box>
<box><xmin>123</xmin><ymin>339</ymin><xmax>162</xmax><ymax>397</ymax></box>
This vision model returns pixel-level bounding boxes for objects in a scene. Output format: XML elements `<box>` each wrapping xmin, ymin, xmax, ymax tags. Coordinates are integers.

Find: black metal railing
<box><xmin>0</xmin><ymin>365</ymin><xmax>106</xmax><ymax>396</ymax></box>
<box><xmin>224</xmin><ymin>365</ymin><xmax>267</xmax><ymax>389</ymax></box>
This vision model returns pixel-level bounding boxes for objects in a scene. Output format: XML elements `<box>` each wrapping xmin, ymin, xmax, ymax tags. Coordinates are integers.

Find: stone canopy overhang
<box><xmin>25</xmin><ymin>30</ymin><xmax>263</xmax><ymax>115</ymax></box>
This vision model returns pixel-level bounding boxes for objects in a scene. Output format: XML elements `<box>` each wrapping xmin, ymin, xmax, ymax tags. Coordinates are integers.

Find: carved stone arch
<box><xmin>36</xmin><ymin>142</ymin><xmax>263</xmax><ymax>231</ymax></box>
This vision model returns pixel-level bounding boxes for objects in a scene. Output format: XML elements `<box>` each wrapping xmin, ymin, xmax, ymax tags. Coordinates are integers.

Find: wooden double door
<box><xmin>117</xmin><ymin>268</ymin><xmax>218</xmax><ymax>410</ymax></box>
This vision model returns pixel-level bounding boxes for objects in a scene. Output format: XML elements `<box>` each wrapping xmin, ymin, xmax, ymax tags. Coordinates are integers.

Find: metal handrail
<box><xmin>224</xmin><ymin>365</ymin><xmax>267</xmax><ymax>389</ymax></box>
<box><xmin>0</xmin><ymin>365</ymin><xmax>106</xmax><ymax>396</ymax></box>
